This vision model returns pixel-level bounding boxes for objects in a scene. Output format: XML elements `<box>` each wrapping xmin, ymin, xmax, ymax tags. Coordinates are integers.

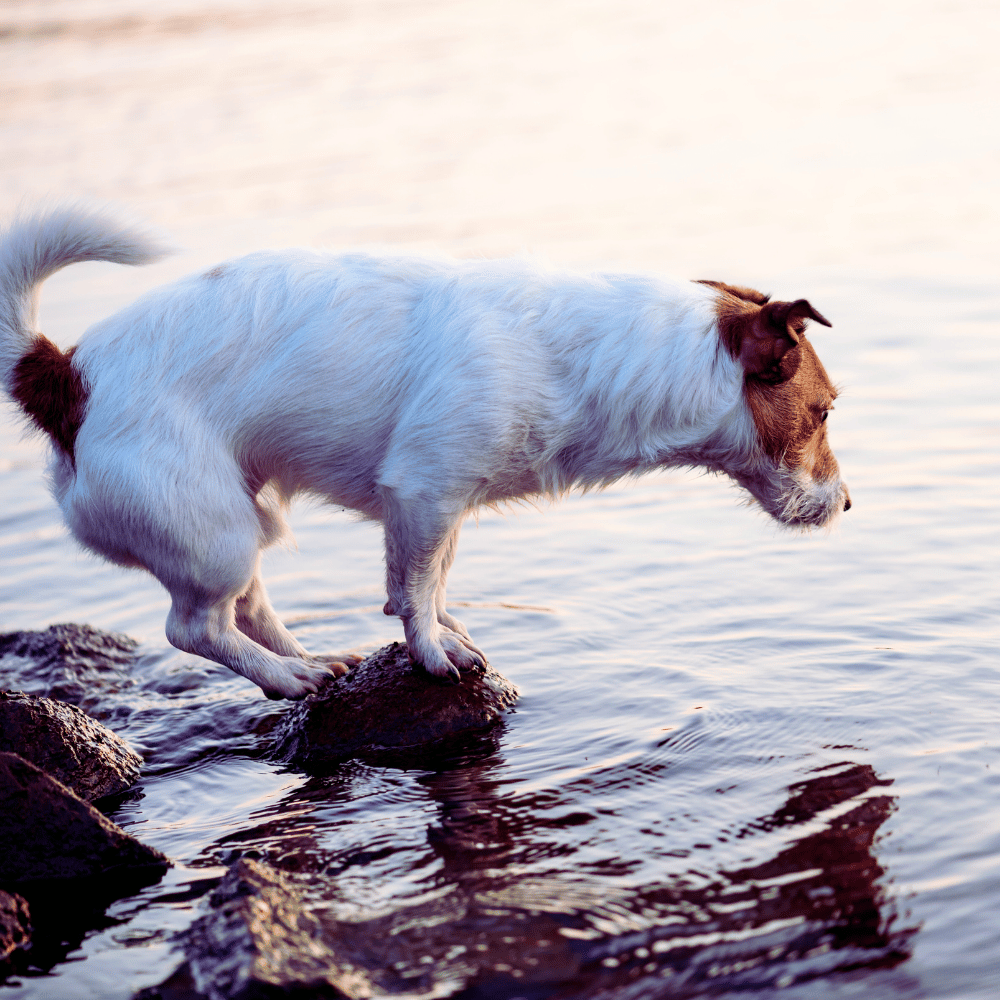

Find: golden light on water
<box><xmin>1</xmin><ymin>0</ymin><xmax>997</xmax><ymax>281</ymax></box>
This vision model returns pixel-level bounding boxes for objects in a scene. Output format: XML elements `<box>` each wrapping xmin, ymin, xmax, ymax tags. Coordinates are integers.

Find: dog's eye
<box><xmin>821</xmin><ymin>410</ymin><xmax>829</xmax><ymax>423</ymax></box>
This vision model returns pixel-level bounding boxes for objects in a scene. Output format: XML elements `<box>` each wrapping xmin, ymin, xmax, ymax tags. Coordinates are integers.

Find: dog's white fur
<box><xmin>0</xmin><ymin>206</ymin><xmax>847</xmax><ymax>698</ymax></box>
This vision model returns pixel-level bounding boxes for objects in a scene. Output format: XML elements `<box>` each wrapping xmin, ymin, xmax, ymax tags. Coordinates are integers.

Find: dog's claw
<box><xmin>411</xmin><ymin>659</ymin><xmax>462</xmax><ymax>685</ymax></box>
<box><xmin>458</xmin><ymin>650</ymin><xmax>486</xmax><ymax>674</ymax></box>
<box><xmin>455</xmin><ymin>636</ymin><xmax>487</xmax><ymax>673</ymax></box>
<box><xmin>440</xmin><ymin>664</ymin><xmax>463</xmax><ymax>685</ymax></box>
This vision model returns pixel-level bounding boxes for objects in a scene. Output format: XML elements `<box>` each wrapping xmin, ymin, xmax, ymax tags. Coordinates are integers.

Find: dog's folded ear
<box><xmin>738</xmin><ymin>299</ymin><xmax>831</xmax><ymax>380</ymax></box>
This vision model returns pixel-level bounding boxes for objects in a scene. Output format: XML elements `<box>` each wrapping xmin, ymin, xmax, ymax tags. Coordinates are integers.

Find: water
<box><xmin>1</xmin><ymin>1</ymin><xmax>998</xmax><ymax>997</ymax></box>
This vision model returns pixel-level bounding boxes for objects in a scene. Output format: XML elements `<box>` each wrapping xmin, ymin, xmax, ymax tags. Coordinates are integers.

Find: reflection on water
<box><xmin>397</xmin><ymin>760</ymin><xmax>910</xmax><ymax>997</ymax></box>
<box><xmin>3</xmin><ymin>625</ymin><xmax>919</xmax><ymax>996</ymax></box>
<box><xmin>133</xmin><ymin>722</ymin><xmax>912</xmax><ymax>998</ymax></box>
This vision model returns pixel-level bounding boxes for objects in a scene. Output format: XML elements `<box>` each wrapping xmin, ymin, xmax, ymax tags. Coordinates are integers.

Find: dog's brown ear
<box><xmin>739</xmin><ymin>299</ymin><xmax>831</xmax><ymax>378</ymax></box>
<box><xmin>768</xmin><ymin>298</ymin><xmax>832</xmax><ymax>332</ymax></box>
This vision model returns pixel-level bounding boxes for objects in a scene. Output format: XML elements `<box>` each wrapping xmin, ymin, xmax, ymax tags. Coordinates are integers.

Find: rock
<box><xmin>0</xmin><ymin>890</ymin><xmax>30</xmax><ymax>965</ymax></box>
<box><xmin>140</xmin><ymin>858</ymin><xmax>373</xmax><ymax>1000</ymax></box>
<box><xmin>0</xmin><ymin>623</ymin><xmax>137</xmax><ymax>713</ymax></box>
<box><xmin>0</xmin><ymin>752</ymin><xmax>167</xmax><ymax>884</ymax></box>
<box><xmin>274</xmin><ymin>642</ymin><xmax>518</xmax><ymax>763</ymax></box>
<box><xmin>0</xmin><ymin>690</ymin><xmax>142</xmax><ymax>801</ymax></box>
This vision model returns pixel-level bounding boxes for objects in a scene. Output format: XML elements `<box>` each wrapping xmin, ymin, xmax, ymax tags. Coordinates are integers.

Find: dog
<box><xmin>0</xmin><ymin>205</ymin><xmax>849</xmax><ymax>699</ymax></box>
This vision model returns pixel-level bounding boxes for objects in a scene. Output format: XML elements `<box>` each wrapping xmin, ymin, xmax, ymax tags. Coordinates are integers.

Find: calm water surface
<box><xmin>1</xmin><ymin>2</ymin><xmax>998</xmax><ymax>997</ymax></box>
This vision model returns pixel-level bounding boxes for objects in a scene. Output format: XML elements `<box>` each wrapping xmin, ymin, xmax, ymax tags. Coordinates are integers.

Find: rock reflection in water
<box><xmin>183</xmin><ymin>737</ymin><xmax>914</xmax><ymax>998</ymax></box>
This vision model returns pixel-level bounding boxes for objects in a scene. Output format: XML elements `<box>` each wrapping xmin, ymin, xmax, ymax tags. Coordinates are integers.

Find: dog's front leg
<box><xmin>433</xmin><ymin>524</ymin><xmax>475</xmax><ymax>641</ymax></box>
<box><xmin>382</xmin><ymin>495</ymin><xmax>486</xmax><ymax>682</ymax></box>
<box><xmin>384</xmin><ymin>524</ymin><xmax>472</xmax><ymax>640</ymax></box>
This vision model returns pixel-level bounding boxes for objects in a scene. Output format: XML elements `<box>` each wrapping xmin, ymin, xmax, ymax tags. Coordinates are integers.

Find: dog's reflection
<box><xmin>192</xmin><ymin>740</ymin><xmax>915</xmax><ymax>997</ymax></box>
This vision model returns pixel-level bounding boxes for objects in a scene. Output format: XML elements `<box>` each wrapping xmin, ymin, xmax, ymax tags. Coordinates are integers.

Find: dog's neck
<box><xmin>531</xmin><ymin>279</ymin><xmax>748</xmax><ymax>493</ymax></box>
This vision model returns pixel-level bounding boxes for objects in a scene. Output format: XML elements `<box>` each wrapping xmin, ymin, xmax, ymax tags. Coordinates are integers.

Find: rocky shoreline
<box><xmin>0</xmin><ymin>624</ymin><xmax>519</xmax><ymax>996</ymax></box>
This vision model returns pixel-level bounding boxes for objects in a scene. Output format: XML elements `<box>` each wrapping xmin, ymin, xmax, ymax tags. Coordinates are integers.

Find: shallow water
<box><xmin>1</xmin><ymin>2</ymin><xmax>999</xmax><ymax>997</ymax></box>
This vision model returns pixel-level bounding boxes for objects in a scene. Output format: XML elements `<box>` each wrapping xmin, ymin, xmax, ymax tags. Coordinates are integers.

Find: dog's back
<box><xmin>61</xmin><ymin>245</ymin><xmax>734</xmax><ymax>515</ymax></box>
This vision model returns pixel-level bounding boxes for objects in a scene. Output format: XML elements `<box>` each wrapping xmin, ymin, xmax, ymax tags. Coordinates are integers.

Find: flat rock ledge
<box><xmin>138</xmin><ymin>858</ymin><xmax>374</xmax><ymax>1000</ymax></box>
<box><xmin>0</xmin><ymin>690</ymin><xmax>142</xmax><ymax>801</ymax></box>
<box><xmin>0</xmin><ymin>752</ymin><xmax>168</xmax><ymax>885</ymax></box>
<box><xmin>274</xmin><ymin>642</ymin><xmax>519</xmax><ymax>763</ymax></box>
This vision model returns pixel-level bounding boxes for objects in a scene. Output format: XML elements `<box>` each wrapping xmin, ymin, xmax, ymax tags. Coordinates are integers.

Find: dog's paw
<box><xmin>404</xmin><ymin>626</ymin><xmax>488</xmax><ymax>685</ymax></box>
<box><xmin>260</xmin><ymin>656</ymin><xmax>343</xmax><ymax>700</ymax></box>
<box><xmin>414</xmin><ymin>658</ymin><xmax>462</xmax><ymax>685</ymax></box>
<box><xmin>449</xmin><ymin>632</ymin><xmax>488</xmax><ymax>674</ymax></box>
<box><xmin>437</xmin><ymin>629</ymin><xmax>488</xmax><ymax>678</ymax></box>
<box><xmin>437</xmin><ymin>610</ymin><xmax>472</xmax><ymax>641</ymax></box>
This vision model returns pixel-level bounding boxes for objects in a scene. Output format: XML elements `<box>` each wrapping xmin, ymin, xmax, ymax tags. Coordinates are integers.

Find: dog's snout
<box><xmin>843</xmin><ymin>487</ymin><xmax>852</xmax><ymax>512</ymax></box>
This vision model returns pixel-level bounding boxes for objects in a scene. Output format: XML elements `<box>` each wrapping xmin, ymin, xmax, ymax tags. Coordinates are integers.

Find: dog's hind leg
<box><xmin>147</xmin><ymin>510</ymin><xmax>336</xmax><ymax>699</ymax></box>
<box><xmin>65</xmin><ymin>436</ymin><xmax>337</xmax><ymax>699</ymax></box>
<box><xmin>382</xmin><ymin>493</ymin><xmax>486</xmax><ymax>682</ymax></box>
<box><xmin>168</xmin><ymin>593</ymin><xmax>331</xmax><ymax>699</ymax></box>
<box><xmin>166</xmin><ymin>565</ymin><xmax>338</xmax><ymax>700</ymax></box>
<box><xmin>235</xmin><ymin>565</ymin><xmax>362</xmax><ymax>677</ymax></box>
<box><xmin>234</xmin><ymin>561</ymin><xmax>308</xmax><ymax>656</ymax></box>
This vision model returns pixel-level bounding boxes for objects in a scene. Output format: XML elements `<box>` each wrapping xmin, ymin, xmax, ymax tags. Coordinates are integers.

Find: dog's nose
<box><xmin>843</xmin><ymin>487</ymin><xmax>852</xmax><ymax>512</ymax></box>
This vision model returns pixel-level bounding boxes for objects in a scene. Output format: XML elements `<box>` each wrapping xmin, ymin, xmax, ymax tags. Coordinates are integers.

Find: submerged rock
<box><xmin>0</xmin><ymin>890</ymin><xmax>30</xmax><ymax>967</ymax></box>
<box><xmin>0</xmin><ymin>752</ymin><xmax>167</xmax><ymax>885</ymax></box>
<box><xmin>0</xmin><ymin>690</ymin><xmax>142</xmax><ymax>801</ymax></box>
<box><xmin>141</xmin><ymin>858</ymin><xmax>373</xmax><ymax>1000</ymax></box>
<box><xmin>275</xmin><ymin>642</ymin><xmax>518</xmax><ymax>763</ymax></box>
<box><xmin>0</xmin><ymin>623</ymin><xmax>137</xmax><ymax>713</ymax></box>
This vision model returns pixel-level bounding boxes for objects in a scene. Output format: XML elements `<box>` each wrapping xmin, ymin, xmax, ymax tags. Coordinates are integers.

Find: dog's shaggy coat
<box><xmin>0</xmin><ymin>206</ymin><xmax>849</xmax><ymax>698</ymax></box>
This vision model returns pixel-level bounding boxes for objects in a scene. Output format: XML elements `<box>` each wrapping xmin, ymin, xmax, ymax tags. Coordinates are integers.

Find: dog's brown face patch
<box><xmin>744</xmin><ymin>338</ymin><xmax>838</xmax><ymax>475</ymax></box>
<box><xmin>700</xmin><ymin>280</ymin><xmax>845</xmax><ymax>510</ymax></box>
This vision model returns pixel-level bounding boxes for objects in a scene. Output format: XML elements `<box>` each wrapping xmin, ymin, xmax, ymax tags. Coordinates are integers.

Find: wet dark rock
<box><xmin>274</xmin><ymin>642</ymin><xmax>518</xmax><ymax>764</ymax></box>
<box><xmin>0</xmin><ymin>689</ymin><xmax>142</xmax><ymax>801</ymax></box>
<box><xmin>0</xmin><ymin>890</ymin><xmax>30</xmax><ymax>966</ymax></box>
<box><xmin>0</xmin><ymin>752</ymin><xmax>167</xmax><ymax>885</ymax></box>
<box><xmin>0</xmin><ymin>623</ymin><xmax>137</xmax><ymax>713</ymax></box>
<box><xmin>140</xmin><ymin>858</ymin><xmax>373</xmax><ymax>1000</ymax></box>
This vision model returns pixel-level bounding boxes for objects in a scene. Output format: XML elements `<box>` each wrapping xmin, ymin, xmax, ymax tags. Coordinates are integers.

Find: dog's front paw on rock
<box><xmin>274</xmin><ymin>641</ymin><xmax>518</xmax><ymax>763</ymax></box>
<box><xmin>443</xmin><ymin>630</ymin><xmax>488</xmax><ymax>673</ymax></box>
<box><xmin>412</xmin><ymin>631</ymin><xmax>488</xmax><ymax>684</ymax></box>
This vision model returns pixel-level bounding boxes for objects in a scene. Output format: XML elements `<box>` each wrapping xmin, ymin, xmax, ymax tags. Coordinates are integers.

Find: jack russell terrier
<box><xmin>0</xmin><ymin>206</ymin><xmax>849</xmax><ymax>699</ymax></box>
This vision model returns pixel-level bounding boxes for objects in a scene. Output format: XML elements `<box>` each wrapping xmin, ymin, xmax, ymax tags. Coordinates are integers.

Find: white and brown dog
<box><xmin>0</xmin><ymin>206</ymin><xmax>849</xmax><ymax>699</ymax></box>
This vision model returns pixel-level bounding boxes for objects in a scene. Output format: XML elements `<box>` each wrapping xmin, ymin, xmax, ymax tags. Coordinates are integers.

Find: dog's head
<box><xmin>699</xmin><ymin>280</ymin><xmax>850</xmax><ymax>528</ymax></box>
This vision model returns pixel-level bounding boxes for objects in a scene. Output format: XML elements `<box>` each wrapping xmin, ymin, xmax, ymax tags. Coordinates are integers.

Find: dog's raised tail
<box><xmin>0</xmin><ymin>204</ymin><xmax>170</xmax><ymax>456</ymax></box>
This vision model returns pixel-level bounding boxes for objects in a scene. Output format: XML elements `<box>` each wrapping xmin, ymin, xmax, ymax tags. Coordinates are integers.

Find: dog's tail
<box><xmin>0</xmin><ymin>203</ymin><xmax>171</xmax><ymax>457</ymax></box>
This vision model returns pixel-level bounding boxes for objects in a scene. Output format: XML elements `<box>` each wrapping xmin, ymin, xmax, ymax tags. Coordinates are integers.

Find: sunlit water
<box><xmin>1</xmin><ymin>3</ymin><xmax>998</xmax><ymax>998</ymax></box>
